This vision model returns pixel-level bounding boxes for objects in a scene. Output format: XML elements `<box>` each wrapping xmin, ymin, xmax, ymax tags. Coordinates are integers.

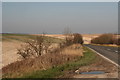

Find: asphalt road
<box><xmin>84</xmin><ymin>44</ymin><xmax>119</xmax><ymax>65</ymax></box>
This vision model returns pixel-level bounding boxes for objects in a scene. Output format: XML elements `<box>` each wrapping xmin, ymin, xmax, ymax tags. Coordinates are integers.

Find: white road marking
<box><xmin>86</xmin><ymin>46</ymin><xmax>119</xmax><ymax>67</ymax></box>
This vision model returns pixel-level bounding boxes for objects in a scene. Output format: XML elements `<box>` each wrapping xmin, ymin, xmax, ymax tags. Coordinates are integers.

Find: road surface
<box><xmin>84</xmin><ymin>44</ymin><xmax>119</xmax><ymax>65</ymax></box>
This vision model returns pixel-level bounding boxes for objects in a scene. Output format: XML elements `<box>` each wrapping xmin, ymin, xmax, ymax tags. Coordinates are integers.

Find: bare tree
<box><xmin>63</xmin><ymin>27</ymin><xmax>72</xmax><ymax>36</ymax></box>
<box><xmin>17</xmin><ymin>33</ymin><xmax>51</xmax><ymax>59</ymax></box>
<box><xmin>63</xmin><ymin>27</ymin><xmax>74</xmax><ymax>46</ymax></box>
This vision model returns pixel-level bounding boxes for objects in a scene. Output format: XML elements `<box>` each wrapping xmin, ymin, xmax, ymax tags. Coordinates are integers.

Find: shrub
<box><xmin>65</xmin><ymin>34</ymin><xmax>73</xmax><ymax>46</ymax></box>
<box><xmin>73</xmin><ymin>33</ymin><xmax>83</xmax><ymax>44</ymax></box>
<box><xmin>117</xmin><ymin>38</ymin><xmax>120</xmax><ymax>45</ymax></box>
<box><xmin>91</xmin><ymin>34</ymin><xmax>114</xmax><ymax>44</ymax></box>
<box><xmin>63</xmin><ymin>27</ymin><xmax>83</xmax><ymax>46</ymax></box>
<box><xmin>64</xmin><ymin>33</ymin><xmax>83</xmax><ymax>46</ymax></box>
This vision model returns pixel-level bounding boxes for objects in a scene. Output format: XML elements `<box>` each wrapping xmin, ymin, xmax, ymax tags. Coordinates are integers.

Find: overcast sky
<box><xmin>2</xmin><ymin>2</ymin><xmax>118</xmax><ymax>34</ymax></box>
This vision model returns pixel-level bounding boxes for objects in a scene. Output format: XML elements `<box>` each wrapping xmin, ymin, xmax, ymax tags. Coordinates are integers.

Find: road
<box><xmin>84</xmin><ymin>44</ymin><xmax>119</xmax><ymax>65</ymax></box>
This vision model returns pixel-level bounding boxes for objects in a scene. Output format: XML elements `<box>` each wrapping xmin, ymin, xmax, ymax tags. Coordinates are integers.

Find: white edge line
<box><xmin>86</xmin><ymin>46</ymin><xmax>119</xmax><ymax>67</ymax></box>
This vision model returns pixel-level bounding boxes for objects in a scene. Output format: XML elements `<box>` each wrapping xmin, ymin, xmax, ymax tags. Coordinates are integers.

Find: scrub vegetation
<box><xmin>2</xmin><ymin>46</ymin><xmax>96</xmax><ymax>78</ymax></box>
<box><xmin>91</xmin><ymin>33</ymin><xmax>120</xmax><ymax>45</ymax></box>
<box><xmin>2</xmin><ymin>32</ymin><xmax>87</xmax><ymax>78</ymax></box>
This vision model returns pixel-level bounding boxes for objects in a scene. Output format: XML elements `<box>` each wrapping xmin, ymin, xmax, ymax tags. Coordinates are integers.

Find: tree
<box><xmin>73</xmin><ymin>33</ymin><xmax>83</xmax><ymax>44</ymax></box>
<box><xmin>63</xmin><ymin>27</ymin><xmax>73</xmax><ymax>46</ymax></box>
<box><xmin>63</xmin><ymin>27</ymin><xmax>72</xmax><ymax>36</ymax></box>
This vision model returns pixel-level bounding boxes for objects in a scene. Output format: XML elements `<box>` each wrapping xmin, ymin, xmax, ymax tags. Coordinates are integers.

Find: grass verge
<box><xmin>91</xmin><ymin>43</ymin><xmax>120</xmax><ymax>47</ymax></box>
<box><xmin>19</xmin><ymin>46</ymin><xmax>96</xmax><ymax>78</ymax></box>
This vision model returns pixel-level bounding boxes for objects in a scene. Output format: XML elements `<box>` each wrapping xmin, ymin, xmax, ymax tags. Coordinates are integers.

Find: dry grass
<box><xmin>92</xmin><ymin>43</ymin><xmax>120</xmax><ymax>47</ymax></box>
<box><xmin>61</xmin><ymin>44</ymin><xmax>83</xmax><ymax>56</ymax></box>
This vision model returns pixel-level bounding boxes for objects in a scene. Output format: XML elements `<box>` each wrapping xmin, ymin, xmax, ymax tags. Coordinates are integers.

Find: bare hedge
<box><xmin>91</xmin><ymin>34</ymin><xmax>114</xmax><ymax>44</ymax></box>
<box><xmin>114</xmin><ymin>38</ymin><xmax>120</xmax><ymax>45</ymax></box>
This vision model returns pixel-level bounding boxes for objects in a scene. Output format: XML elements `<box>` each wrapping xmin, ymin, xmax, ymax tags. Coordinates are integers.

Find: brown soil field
<box><xmin>2</xmin><ymin>41</ymin><xmax>23</xmax><ymax>68</ymax></box>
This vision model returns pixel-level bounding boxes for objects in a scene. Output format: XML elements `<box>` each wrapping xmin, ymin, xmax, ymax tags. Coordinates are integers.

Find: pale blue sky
<box><xmin>2</xmin><ymin>0</ymin><xmax>119</xmax><ymax>2</ymax></box>
<box><xmin>2</xmin><ymin>2</ymin><xmax>118</xmax><ymax>34</ymax></box>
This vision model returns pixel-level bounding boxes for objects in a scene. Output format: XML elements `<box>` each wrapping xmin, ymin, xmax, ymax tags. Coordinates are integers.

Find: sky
<box><xmin>2</xmin><ymin>0</ymin><xmax>120</xmax><ymax>2</ymax></box>
<box><xmin>2</xmin><ymin>2</ymin><xmax>118</xmax><ymax>34</ymax></box>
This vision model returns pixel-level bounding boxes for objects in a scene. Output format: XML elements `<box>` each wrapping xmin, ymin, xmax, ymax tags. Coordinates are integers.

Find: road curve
<box><xmin>84</xmin><ymin>44</ymin><xmax>119</xmax><ymax>65</ymax></box>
